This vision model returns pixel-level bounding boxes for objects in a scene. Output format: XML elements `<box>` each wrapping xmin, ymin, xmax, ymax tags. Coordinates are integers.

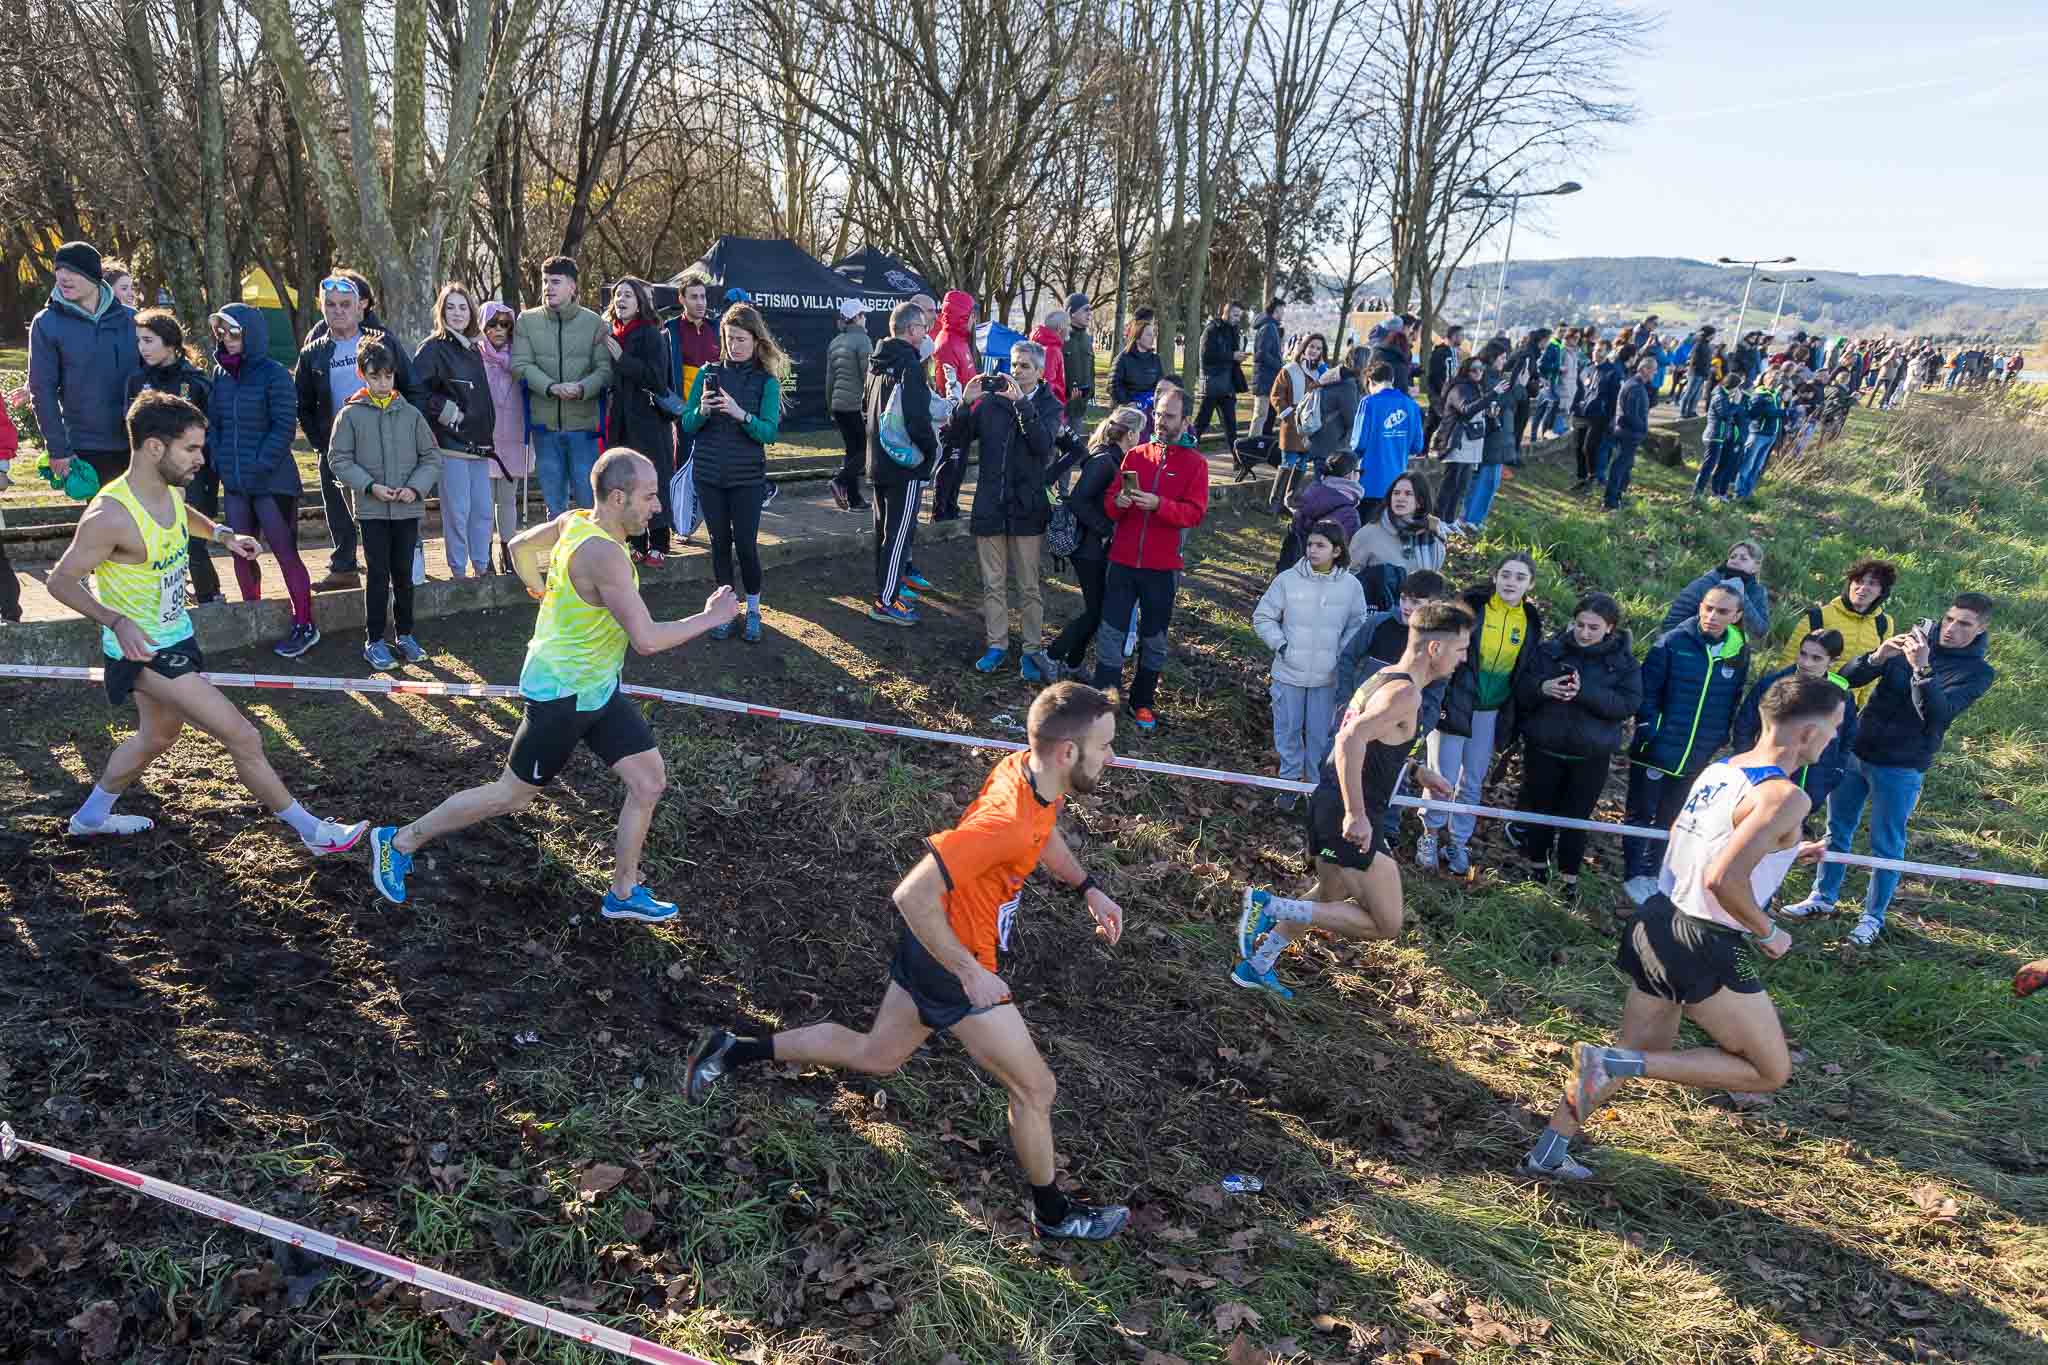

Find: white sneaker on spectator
<box><xmin>1848</xmin><ymin>914</ymin><xmax>1883</xmax><ymax>947</ymax></box>
<box><xmin>1622</xmin><ymin>875</ymin><xmax>1657</xmax><ymax>907</ymax></box>
<box><xmin>1777</xmin><ymin>894</ymin><xmax>1834</xmax><ymax>919</ymax></box>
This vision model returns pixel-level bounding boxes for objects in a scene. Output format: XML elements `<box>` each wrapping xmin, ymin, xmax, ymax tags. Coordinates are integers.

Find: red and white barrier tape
<box><xmin>0</xmin><ymin>1123</ymin><xmax>709</xmax><ymax>1363</ymax></box>
<box><xmin>1</xmin><ymin>662</ymin><xmax>2040</xmax><ymax>893</ymax></box>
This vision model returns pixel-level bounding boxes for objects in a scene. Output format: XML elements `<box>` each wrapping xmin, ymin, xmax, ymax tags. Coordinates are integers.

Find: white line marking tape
<box><xmin>1</xmin><ymin>662</ymin><xmax>2039</xmax><ymax>893</ymax></box>
<box><xmin>0</xmin><ymin>1123</ymin><xmax>709</xmax><ymax>1363</ymax></box>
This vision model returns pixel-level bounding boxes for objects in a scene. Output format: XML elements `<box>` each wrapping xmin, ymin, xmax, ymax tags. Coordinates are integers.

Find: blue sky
<box><xmin>1503</xmin><ymin>7</ymin><xmax>2048</xmax><ymax>288</ymax></box>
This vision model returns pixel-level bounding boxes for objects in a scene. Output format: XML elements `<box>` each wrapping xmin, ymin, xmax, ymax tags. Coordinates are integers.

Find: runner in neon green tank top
<box><xmin>46</xmin><ymin>391</ymin><xmax>369</xmax><ymax>856</ymax></box>
<box><xmin>369</xmin><ymin>448</ymin><xmax>738</xmax><ymax>922</ymax></box>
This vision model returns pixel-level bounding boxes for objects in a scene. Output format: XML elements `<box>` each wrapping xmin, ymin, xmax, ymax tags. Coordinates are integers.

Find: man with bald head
<box><xmin>366</xmin><ymin>447</ymin><xmax>739</xmax><ymax>921</ymax></box>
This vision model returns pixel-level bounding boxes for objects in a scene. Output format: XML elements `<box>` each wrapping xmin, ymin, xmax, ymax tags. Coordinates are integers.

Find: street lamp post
<box><xmin>1760</xmin><ymin>274</ymin><xmax>1816</xmax><ymax>338</ymax></box>
<box><xmin>1465</xmin><ymin>181</ymin><xmax>1582</xmax><ymax>335</ymax></box>
<box><xmin>1718</xmin><ymin>254</ymin><xmax>1795</xmax><ymax>347</ymax></box>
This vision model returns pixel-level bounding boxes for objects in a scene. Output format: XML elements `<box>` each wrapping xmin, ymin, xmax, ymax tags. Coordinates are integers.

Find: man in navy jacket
<box><xmin>1782</xmin><ymin>593</ymin><xmax>1996</xmax><ymax>944</ymax></box>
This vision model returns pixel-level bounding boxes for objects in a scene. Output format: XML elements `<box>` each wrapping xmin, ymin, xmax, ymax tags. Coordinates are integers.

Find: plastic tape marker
<box><xmin>1</xmin><ymin>663</ymin><xmax>2040</xmax><ymax>894</ymax></box>
<box><xmin>0</xmin><ymin>1123</ymin><xmax>709</xmax><ymax>1364</ymax></box>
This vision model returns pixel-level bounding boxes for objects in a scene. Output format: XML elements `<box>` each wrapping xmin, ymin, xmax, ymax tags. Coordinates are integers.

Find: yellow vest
<box><xmin>1785</xmin><ymin>596</ymin><xmax>1890</xmax><ymax>705</ymax></box>
<box><xmin>91</xmin><ymin>474</ymin><xmax>192</xmax><ymax>660</ymax></box>
<box><xmin>519</xmin><ymin>512</ymin><xmax>635</xmax><ymax>709</ymax></box>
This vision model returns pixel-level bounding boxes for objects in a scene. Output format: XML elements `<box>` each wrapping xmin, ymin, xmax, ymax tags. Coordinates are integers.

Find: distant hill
<box><xmin>1410</xmin><ymin>257</ymin><xmax>2046</xmax><ymax>341</ymax></box>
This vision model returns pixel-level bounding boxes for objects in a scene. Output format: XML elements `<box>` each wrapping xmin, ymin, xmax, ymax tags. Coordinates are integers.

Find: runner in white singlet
<box><xmin>1518</xmin><ymin>673</ymin><xmax>1845</xmax><ymax>1181</ymax></box>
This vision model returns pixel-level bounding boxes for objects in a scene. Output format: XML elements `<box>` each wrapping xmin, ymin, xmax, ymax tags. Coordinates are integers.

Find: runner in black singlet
<box><xmin>1231</xmin><ymin>601</ymin><xmax>1473</xmax><ymax>999</ymax></box>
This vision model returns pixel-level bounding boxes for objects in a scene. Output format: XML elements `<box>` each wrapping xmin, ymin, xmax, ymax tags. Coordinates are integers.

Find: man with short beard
<box><xmin>46</xmin><ymin>392</ymin><xmax>367</xmax><ymax>856</ymax></box>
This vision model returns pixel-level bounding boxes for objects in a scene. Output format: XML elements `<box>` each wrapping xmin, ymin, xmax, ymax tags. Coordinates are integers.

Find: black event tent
<box><xmin>831</xmin><ymin>247</ymin><xmax>939</xmax><ymax>343</ymax></box>
<box><xmin>659</xmin><ymin>236</ymin><xmax>864</xmax><ymax>432</ymax></box>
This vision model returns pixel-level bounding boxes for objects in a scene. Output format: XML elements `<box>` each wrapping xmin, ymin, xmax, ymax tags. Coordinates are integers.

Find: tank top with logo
<box><xmin>519</xmin><ymin>512</ymin><xmax>635</xmax><ymax>710</ymax></box>
<box><xmin>91</xmin><ymin>475</ymin><xmax>193</xmax><ymax>660</ymax></box>
<box><xmin>1658</xmin><ymin>761</ymin><xmax>1802</xmax><ymax>932</ymax></box>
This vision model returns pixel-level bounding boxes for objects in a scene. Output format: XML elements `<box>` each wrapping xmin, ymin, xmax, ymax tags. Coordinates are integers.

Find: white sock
<box><xmin>275</xmin><ymin>801</ymin><xmax>320</xmax><ymax>840</ymax></box>
<box><xmin>1264</xmin><ymin>895</ymin><xmax>1317</xmax><ymax>924</ymax></box>
<box><xmin>74</xmin><ymin>784</ymin><xmax>120</xmax><ymax>828</ymax></box>
<box><xmin>1250</xmin><ymin>927</ymin><xmax>1292</xmax><ymax>974</ymax></box>
<box><xmin>746</xmin><ymin>593</ymin><xmax>761</xmax><ymax>615</ymax></box>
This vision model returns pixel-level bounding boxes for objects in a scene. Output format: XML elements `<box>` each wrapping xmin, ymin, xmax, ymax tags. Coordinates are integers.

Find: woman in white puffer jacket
<box><xmin>1252</xmin><ymin>519</ymin><xmax>1371</xmax><ymax>807</ymax></box>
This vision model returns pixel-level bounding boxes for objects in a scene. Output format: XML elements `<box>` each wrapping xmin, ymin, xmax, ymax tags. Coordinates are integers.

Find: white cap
<box><xmin>837</xmin><ymin>297</ymin><xmax>865</xmax><ymax>320</ymax></box>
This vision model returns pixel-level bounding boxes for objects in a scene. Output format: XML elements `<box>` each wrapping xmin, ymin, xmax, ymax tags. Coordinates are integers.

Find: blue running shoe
<box><xmin>394</xmin><ymin>633</ymin><xmax>426</xmax><ymax>664</ymax></box>
<box><xmin>1020</xmin><ymin>651</ymin><xmax>1059</xmax><ymax>683</ymax></box>
<box><xmin>1034</xmin><ymin>1202</ymin><xmax>1130</xmax><ymax>1241</ymax></box>
<box><xmin>905</xmin><ymin>569</ymin><xmax>934</xmax><ymax>592</ymax></box>
<box><xmin>896</xmin><ymin>585</ymin><xmax>921</xmax><ymax>603</ymax></box>
<box><xmin>1230</xmin><ymin>959</ymin><xmax>1293</xmax><ymax>1000</ymax></box>
<box><xmin>1237</xmin><ymin>887</ymin><xmax>1277</xmax><ymax>961</ymax></box>
<box><xmin>742</xmin><ymin>610</ymin><xmax>763</xmax><ymax>643</ymax></box>
<box><xmin>602</xmin><ymin>884</ymin><xmax>678</xmax><ymax>922</ymax></box>
<box><xmin>974</xmin><ymin>646</ymin><xmax>1007</xmax><ymax>673</ymax></box>
<box><xmin>868</xmin><ymin>599</ymin><xmax>919</xmax><ymax>626</ymax></box>
<box><xmin>363</xmin><ymin>639</ymin><xmax>396</xmax><ymax>671</ymax></box>
<box><xmin>369</xmin><ymin>826</ymin><xmax>411</xmax><ymax>905</ymax></box>
<box><xmin>708</xmin><ymin>620</ymin><xmax>734</xmax><ymax>641</ymax></box>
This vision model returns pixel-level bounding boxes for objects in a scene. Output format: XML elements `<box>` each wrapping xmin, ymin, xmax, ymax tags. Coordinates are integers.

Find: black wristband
<box><xmin>1074</xmin><ymin>874</ymin><xmax>1097</xmax><ymax>898</ymax></box>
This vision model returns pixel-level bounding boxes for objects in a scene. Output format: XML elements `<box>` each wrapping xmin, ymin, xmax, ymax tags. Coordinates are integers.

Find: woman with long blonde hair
<box><xmin>679</xmin><ymin>301</ymin><xmax>787</xmax><ymax>641</ymax></box>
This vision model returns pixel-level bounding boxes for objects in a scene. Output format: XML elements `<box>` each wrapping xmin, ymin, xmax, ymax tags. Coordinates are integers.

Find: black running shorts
<box><xmin>889</xmin><ymin>926</ymin><xmax>1003</xmax><ymax>1032</ymax></box>
<box><xmin>104</xmin><ymin>639</ymin><xmax>205</xmax><ymax>707</ymax></box>
<box><xmin>506</xmin><ymin>689</ymin><xmax>656</xmax><ymax>787</ymax></box>
<box><xmin>1616</xmin><ymin>892</ymin><xmax>1764</xmax><ymax>1005</ymax></box>
<box><xmin>1305</xmin><ymin>784</ymin><xmax>1383</xmax><ymax>872</ymax></box>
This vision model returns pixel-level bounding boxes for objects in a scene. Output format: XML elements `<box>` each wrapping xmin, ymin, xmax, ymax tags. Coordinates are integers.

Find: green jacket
<box><xmin>1062</xmin><ymin>327</ymin><xmax>1095</xmax><ymax>421</ymax></box>
<box><xmin>328</xmin><ymin>394</ymin><xmax>442</xmax><ymax>521</ymax></box>
<box><xmin>511</xmin><ymin>302</ymin><xmax>612</xmax><ymax>433</ymax></box>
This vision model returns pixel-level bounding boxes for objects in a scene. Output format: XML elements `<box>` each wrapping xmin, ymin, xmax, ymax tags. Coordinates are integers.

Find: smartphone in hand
<box><xmin>1121</xmin><ymin>470</ymin><xmax>1140</xmax><ymax>495</ymax></box>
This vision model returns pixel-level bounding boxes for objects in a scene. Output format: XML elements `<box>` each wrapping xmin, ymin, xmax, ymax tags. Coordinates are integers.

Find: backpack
<box><xmin>877</xmin><ymin>377</ymin><xmax>923</xmax><ymax>467</ymax></box>
<box><xmin>1046</xmin><ymin>500</ymin><xmax>1082</xmax><ymax>560</ymax></box>
<box><xmin>1297</xmin><ymin>383</ymin><xmax>1328</xmax><ymax>437</ymax></box>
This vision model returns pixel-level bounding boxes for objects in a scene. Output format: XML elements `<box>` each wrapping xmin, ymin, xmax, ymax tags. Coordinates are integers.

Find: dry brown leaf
<box><xmin>67</xmin><ymin>1300</ymin><xmax>123</xmax><ymax>1361</ymax></box>
<box><xmin>1213</xmin><ymin>1301</ymin><xmax>1263</xmax><ymax>1334</ymax></box>
<box><xmin>1224</xmin><ymin>1331</ymin><xmax>1271</xmax><ymax>1365</ymax></box>
<box><xmin>621</xmin><ymin>1207</ymin><xmax>656</xmax><ymax>1241</ymax></box>
<box><xmin>1159</xmin><ymin>1266</ymin><xmax>1219</xmax><ymax>1290</ymax></box>
<box><xmin>578</xmin><ymin>1163</ymin><xmax>628</xmax><ymax>1197</ymax></box>
<box><xmin>5</xmin><ymin>1242</ymin><xmax>48</xmax><ymax>1277</ymax></box>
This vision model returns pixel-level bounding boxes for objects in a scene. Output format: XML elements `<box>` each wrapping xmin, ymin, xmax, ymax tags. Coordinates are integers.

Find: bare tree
<box><xmin>1248</xmin><ymin>0</ymin><xmax>1366</xmax><ymax>306</ymax></box>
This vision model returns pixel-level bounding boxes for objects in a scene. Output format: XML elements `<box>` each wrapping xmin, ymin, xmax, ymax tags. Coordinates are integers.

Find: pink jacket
<box><xmin>1030</xmin><ymin>323</ymin><xmax>1068</xmax><ymax>408</ymax></box>
<box><xmin>478</xmin><ymin>300</ymin><xmax>533</xmax><ymax>477</ymax></box>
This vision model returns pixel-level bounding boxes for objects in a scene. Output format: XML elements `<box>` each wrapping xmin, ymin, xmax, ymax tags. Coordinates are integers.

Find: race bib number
<box><xmin>159</xmin><ymin>569</ymin><xmax>187</xmax><ymax>628</ymax></box>
<box><xmin>995</xmin><ymin>893</ymin><xmax>1022</xmax><ymax>953</ymax></box>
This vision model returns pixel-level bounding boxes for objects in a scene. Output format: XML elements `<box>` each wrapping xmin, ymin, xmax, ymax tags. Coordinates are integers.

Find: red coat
<box><xmin>1030</xmin><ymin>323</ymin><xmax>1068</xmax><ymax>407</ymax></box>
<box><xmin>931</xmin><ymin>289</ymin><xmax>978</xmax><ymax>403</ymax></box>
<box><xmin>1102</xmin><ymin>440</ymin><xmax>1209</xmax><ymax>571</ymax></box>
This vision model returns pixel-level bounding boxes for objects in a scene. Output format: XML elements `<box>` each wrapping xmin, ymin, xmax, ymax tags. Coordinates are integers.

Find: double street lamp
<box><xmin>1718</xmin><ymin>254</ymin><xmax>1795</xmax><ymax>347</ymax></box>
<box><xmin>1464</xmin><ymin>181</ymin><xmax>1582</xmax><ymax>333</ymax></box>
<box><xmin>1761</xmin><ymin>274</ymin><xmax>1816</xmax><ymax>338</ymax></box>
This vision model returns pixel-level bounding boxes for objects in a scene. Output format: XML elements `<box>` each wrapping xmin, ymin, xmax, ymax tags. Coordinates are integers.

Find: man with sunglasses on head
<box><xmin>295</xmin><ymin>269</ymin><xmax>426</xmax><ymax>592</ymax></box>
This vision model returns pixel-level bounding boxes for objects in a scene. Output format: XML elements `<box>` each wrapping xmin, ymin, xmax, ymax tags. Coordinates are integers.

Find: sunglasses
<box><xmin>320</xmin><ymin>276</ymin><xmax>361</xmax><ymax>296</ymax></box>
<box><xmin>208</xmin><ymin>313</ymin><xmax>243</xmax><ymax>336</ymax></box>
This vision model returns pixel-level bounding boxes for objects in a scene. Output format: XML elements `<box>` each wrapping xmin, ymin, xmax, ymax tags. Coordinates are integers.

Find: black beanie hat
<box><xmin>541</xmin><ymin>255</ymin><xmax>579</xmax><ymax>281</ymax></box>
<box><xmin>53</xmin><ymin>241</ymin><xmax>103</xmax><ymax>283</ymax></box>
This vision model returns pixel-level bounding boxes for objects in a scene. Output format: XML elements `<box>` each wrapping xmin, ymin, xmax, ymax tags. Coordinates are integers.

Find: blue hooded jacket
<box><xmin>1351</xmin><ymin>386</ymin><xmax>1425</xmax><ymax>499</ymax></box>
<box><xmin>1629</xmin><ymin>617</ymin><xmax>1751</xmax><ymax>776</ymax></box>
<box><xmin>27</xmin><ymin>281</ymin><xmax>140</xmax><ymax>460</ymax></box>
<box><xmin>208</xmin><ymin>303</ymin><xmax>301</xmax><ymax>497</ymax></box>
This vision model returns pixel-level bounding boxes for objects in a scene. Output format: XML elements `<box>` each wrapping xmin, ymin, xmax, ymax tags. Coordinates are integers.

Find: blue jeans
<box><xmin>534</xmin><ymin>429</ymin><xmax>600</xmax><ymax>517</ymax></box>
<box><xmin>1423</xmin><ymin>707</ymin><xmax>1499</xmax><ymax>846</ymax></box>
<box><xmin>1271</xmin><ymin>680</ymin><xmax>1337</xmax><ymax>784</ymax></box>
<box><xmin>1812</xmin><ymin>756</ymin><xmax>1925</xmax><ymax>927</ymax></box>
<box><xmin>1733</xmin><ymin>431</ymin><xmax>1778</xmax><ymax>498</ymax></box>
<box><xmin>1680</xmin><ymin>374</ymin><xmax>1709</xmax><ymax>417</ymax></box>
<box><xmin>1602</xmin><ymin>436</ymin><xmax>1641</xmax><ymax>508</ymax></box>
<box><xmin>1463</xmin><ymin>463</ymin><xmax>1504</xmax><ymax>526</ymax></box>
<box><xmin>1693</xmin><ymin>438</ymin><xmax>1740</xmax><ymax>497</ymax></box>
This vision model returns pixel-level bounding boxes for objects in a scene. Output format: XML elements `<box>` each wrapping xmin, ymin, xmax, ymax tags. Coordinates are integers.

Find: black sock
<box><xmin>727</xmin><ymin>1034</ymin><xmax>775</xmax><ymax>1068</ymax></box>
<box><xmin>1030</xmin><ymin>1181</ymin><xmax>1071</xmax><ymax>1225</ymax></box>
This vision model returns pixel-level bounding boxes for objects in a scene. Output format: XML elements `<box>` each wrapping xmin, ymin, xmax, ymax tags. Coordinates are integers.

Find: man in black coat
<box><xmin>866</xmin><ymin>302</ymin><xmax>939</xmax><ymax>625</ymax></box>
<box><xmin>942</xmin><ymin>338</ymin><xmax>1062</xmax><ymax>680</ymax></box>
<box><xmin>1251</xmin><ymin>299</ymin><xmax>1286</xmax><ymax>435</ymax></box>
<box><xmin>296</xmin><ymin>270</ymin><xmax>426</xmax><ymax>589</ymax></box>
<box><xmin>1192</xmin><ymin>301</ymin><xmax>1248</xmax><ymax>449</ymax></box>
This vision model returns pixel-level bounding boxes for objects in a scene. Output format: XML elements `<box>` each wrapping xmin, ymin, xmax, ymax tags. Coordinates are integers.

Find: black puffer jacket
<box><xmin>941</xmin><ymin>380</ymin><xmax>1060</xmax><ymax>537</ymax></box>
<box><xmin>1438</xmin><ymin>584</ymin><xmax>1545</xmax><ymax>741</ymax></box>
<box><xmin>683</xmin><ymin>361</ymin><xmax>774</xmax><ymax>489</ymax></box>
<box><xmin>1059</xmin><ymin>442</ymin><xmax>1122</xmax><ymax>561</ymax></box>
<box><xmin>1840</xmin><ymin>633</ymin><xmax>1994</xmax><ymax>772</ymax></box>
<box><xmin>1109</xmin><ymin>346</ymin><xmax>1164</xmax><ymax>406</ymax></box>
<box><xmin>601</xmin><ymin>319</ymin><xmax>674</xmax><ymax>467</ymax></box>
<box><xmin>1514</xmin><ymin>627</ymin><xmax>1644</xmax><ymax>758</ymax></box>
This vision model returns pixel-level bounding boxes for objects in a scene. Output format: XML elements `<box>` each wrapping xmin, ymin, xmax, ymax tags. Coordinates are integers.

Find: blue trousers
<box><xmin>1693</xmin><ymin>438</ymin><xmax>1741</xmax><ymax>497</ymax></box>
<box><xmin>1602</xmin><ymin>436</ymin><xmax>1641</xmax><ymax>509</ymax></box>
<box><xmin>1734</xmin><ymin>431</ymin><xmax>1778</xmax><ymax>498</ymax></box>
<box><xmin>1812</xmin><ymin>757</ymin><xmax>1925</xmax><ymax>928</ymax></box>
<box><xmin>534</xmin><ymin>429</ymin><xmax>600</xmax><ymax>517</ymax></box>
<box><xmin>1463</xmin><ymin>463</ymin><xmax>1504</xmax><ymax>527</ymax></box>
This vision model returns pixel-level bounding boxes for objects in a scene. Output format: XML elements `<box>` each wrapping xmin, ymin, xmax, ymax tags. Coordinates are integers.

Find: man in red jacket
<box><xmin>1089</xmin><ymin>382</ymin><xmax>1209</xmax><ymax>731</ymax></box>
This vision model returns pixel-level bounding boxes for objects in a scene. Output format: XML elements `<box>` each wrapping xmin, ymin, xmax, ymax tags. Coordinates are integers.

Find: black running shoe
<box><xmin>684</xmin><ymin>1029</ymin><xmax>737</xmax><ymax>1104</ymax></box>
<box><xmin>1034</xmin><ymin>1201</ymin><xmax>1130</xmax><ymax>1241</ymax></box>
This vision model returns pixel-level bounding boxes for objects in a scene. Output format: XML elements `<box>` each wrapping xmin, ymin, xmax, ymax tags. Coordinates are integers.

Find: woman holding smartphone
<box><xmin>1508</xmin><ymin>591</ymin><xmax>1643</xmax><ymax>899</ymax></box>
<box><xmin>680</xmin><ymin>303</ymin><xmax>787</xmax><ymax>642</ymax></box>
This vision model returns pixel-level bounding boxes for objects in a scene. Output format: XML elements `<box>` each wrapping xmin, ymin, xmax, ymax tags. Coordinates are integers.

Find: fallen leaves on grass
<box><xmin>577</xmin><ymin>1163</ymin><xmax>628</xmax><ymax>1197</ymax></box>
<box><xmin>1213</xmin><ymin>1300</ymin><xmax>1262</xmax><ymax>1333</ymax></box>
<box><xmin>66</xmin><ymin>1299</ymin><xmax>123</xmax><ymax>1361</ymax></box>
<box><xmin>1225</xmin><ymin>1331</ymin><xmax>1271</xmax><ymax>1364</ymax></box>
<box><xmin>1910</xmin><ymin>1183</ymin><xmax>1962</xmax><ymax>1221</ymax></box>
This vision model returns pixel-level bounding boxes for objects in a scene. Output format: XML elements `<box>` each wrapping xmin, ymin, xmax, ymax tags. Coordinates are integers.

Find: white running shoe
<box><xmin>67</xmin><ymin>813</ymin><xmax>155</xmax><ymax>837</ymax></box>
<box><xmin>1622</xmin><ymin>875</ymin><xmax>1657</xmax><ymax>907</ymax></box>
<box><xmin>1847</xmin><ymin>914</ymin><xmax>1883</xmax><ymax>947</ymax></box>
<box><xmin>303</xmin><ymin>818</ymin><xmax>371</xmax><ymax>856</ymax></box>
<box><xmin>1777</xmin><ymin>894</ymin><xmax>1834</xmax><ymax>919</ymax></box>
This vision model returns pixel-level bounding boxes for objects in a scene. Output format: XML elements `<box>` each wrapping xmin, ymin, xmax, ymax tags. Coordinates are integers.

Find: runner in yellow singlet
<box><xmin>368</xmin><ymin>447</ymin><xmax>737</xmax><ymax>920</ymax></box>
<box><xmin>45</xmin><ymin>392</ymin><xmax>368</xmax><ymax>854</ymax></box>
